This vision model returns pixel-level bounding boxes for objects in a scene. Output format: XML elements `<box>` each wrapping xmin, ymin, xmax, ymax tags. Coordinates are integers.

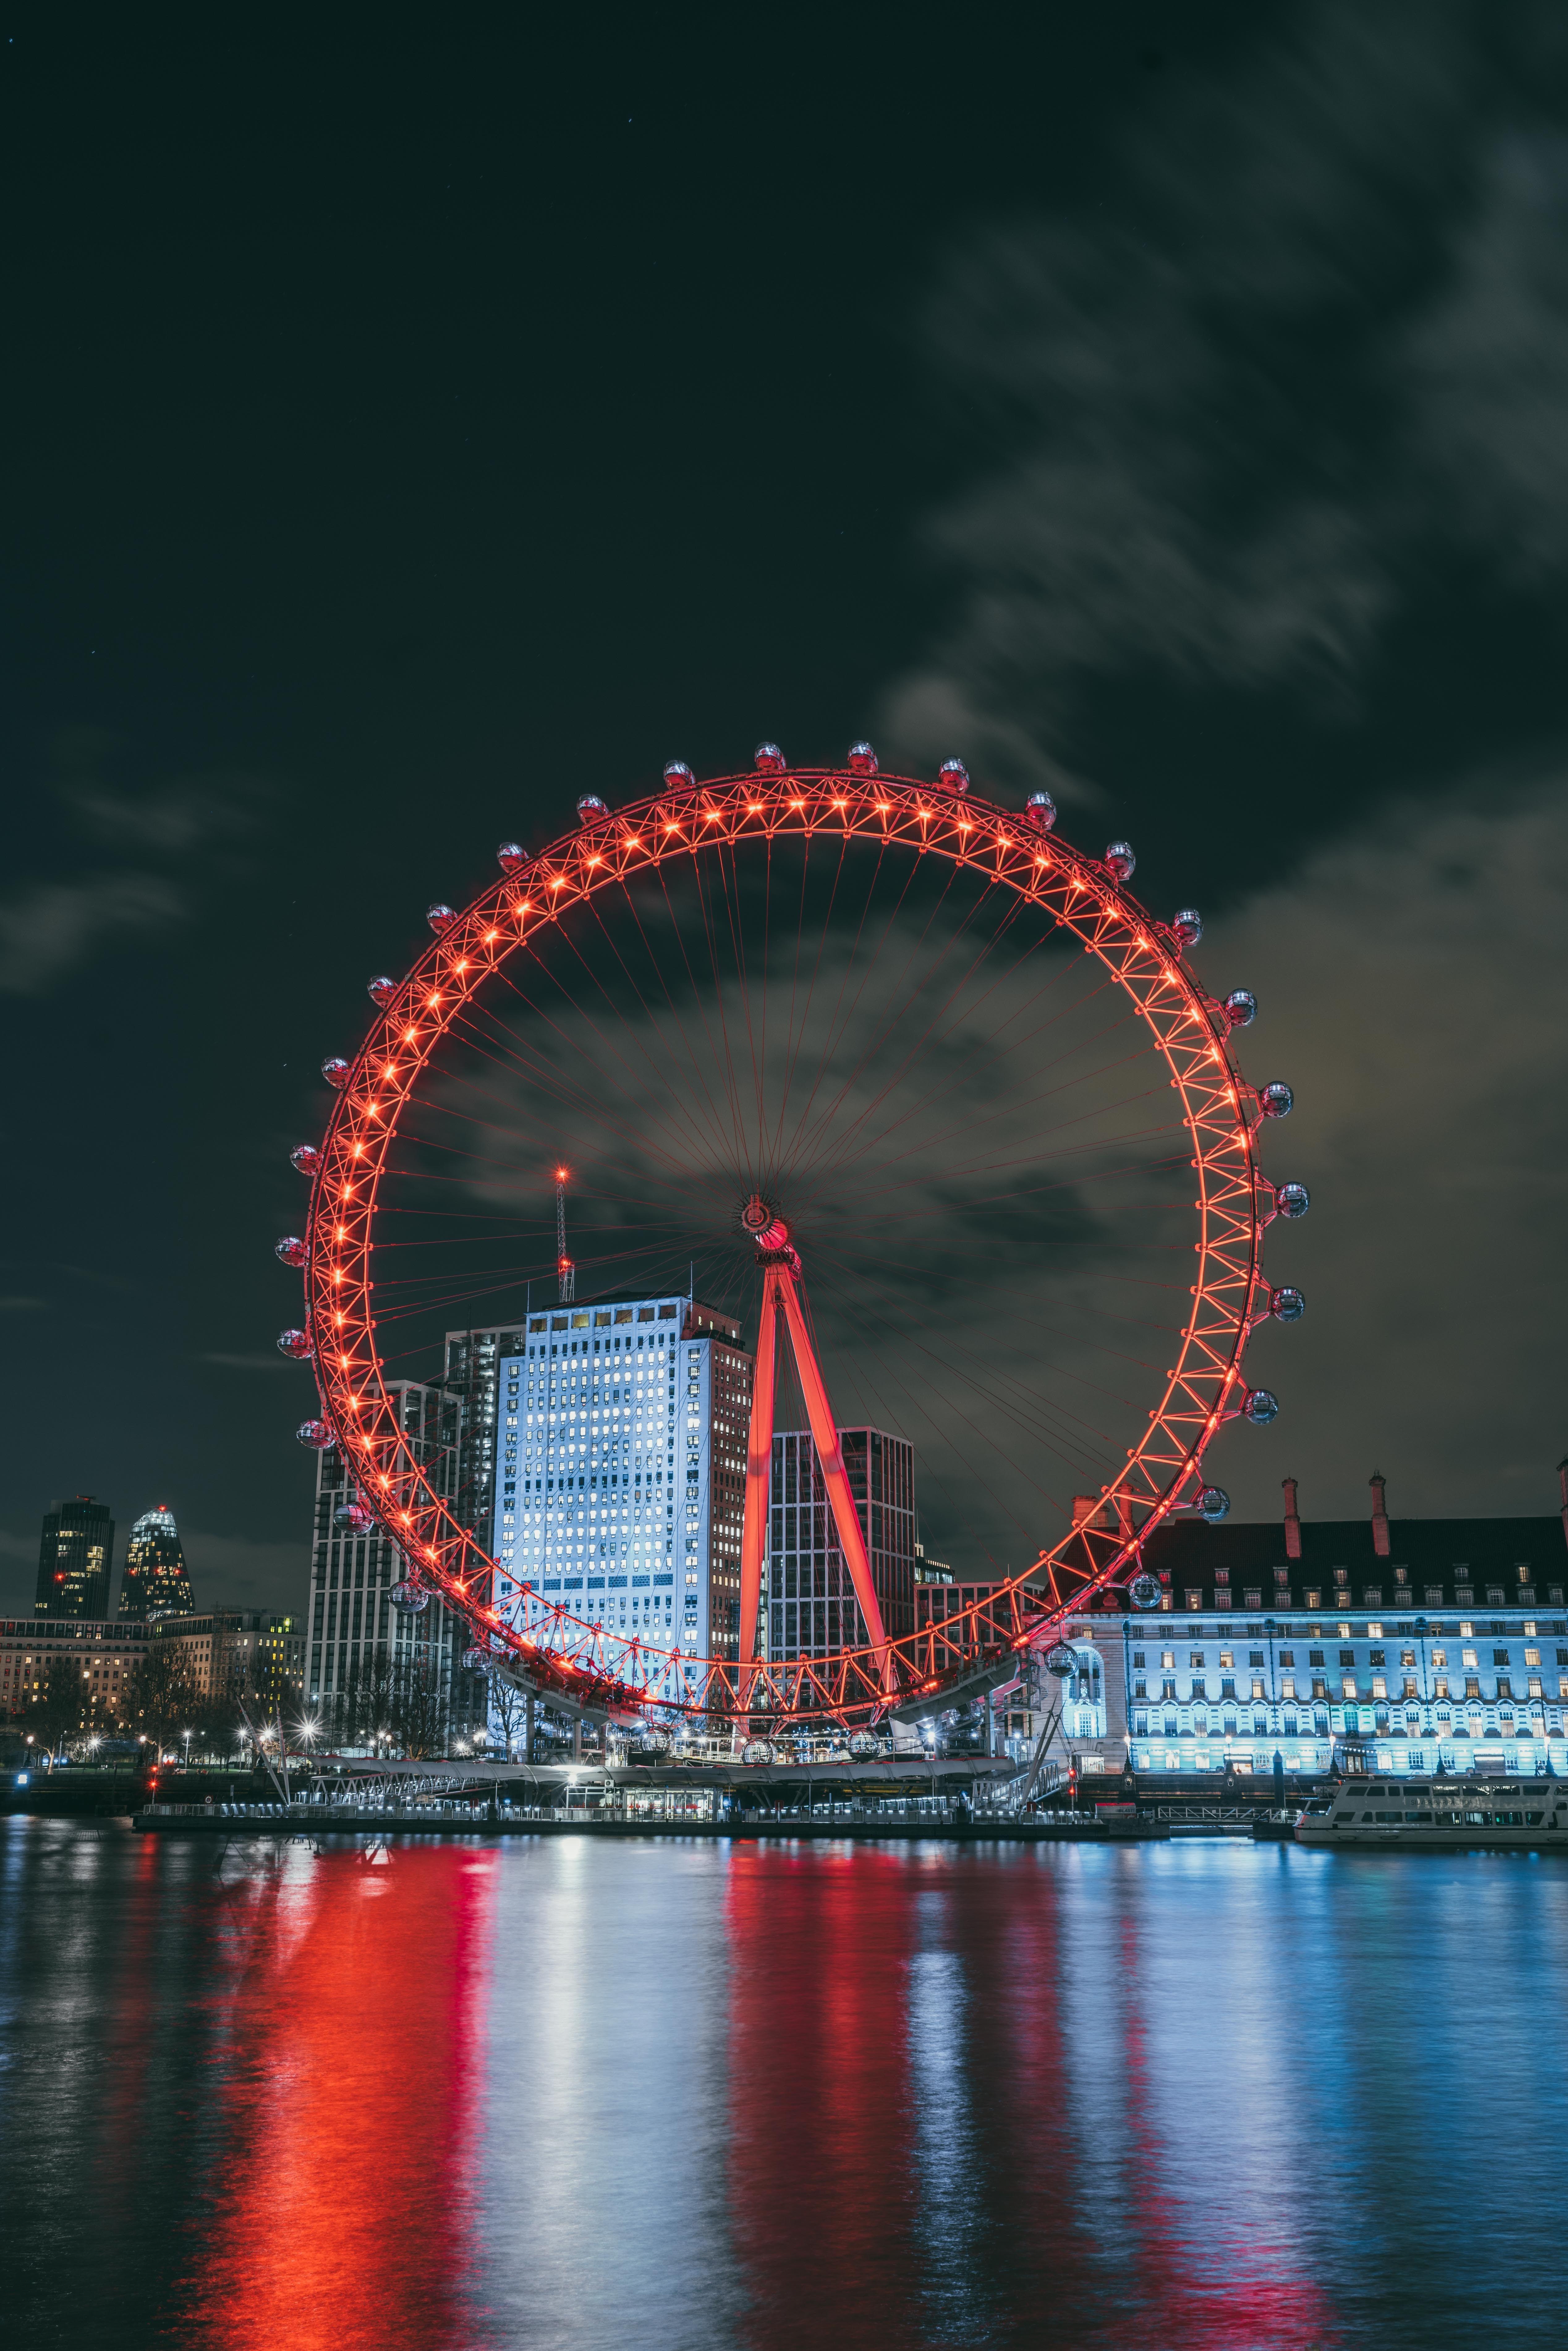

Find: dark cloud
<box><xmin>0</xmin><ymin>873</ymin><xmax>186</xmax><ymax>995</ymax></box>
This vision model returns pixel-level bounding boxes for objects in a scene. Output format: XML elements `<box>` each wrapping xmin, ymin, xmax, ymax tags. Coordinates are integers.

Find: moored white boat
<box><xmin>1296</xmin><ymin>1777</ymin><xmax>1568</xmax><ymax>1849</ymax></box>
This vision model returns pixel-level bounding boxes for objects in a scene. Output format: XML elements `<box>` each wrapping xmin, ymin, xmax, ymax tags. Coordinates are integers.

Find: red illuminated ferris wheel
<box><xmin>278</xmin><ymin>745</ymin><xmax>1307</xmax><ymax>1728</ymax></box>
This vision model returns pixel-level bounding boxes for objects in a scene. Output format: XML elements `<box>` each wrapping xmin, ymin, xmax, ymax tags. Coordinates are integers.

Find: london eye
<box><xmin>278</xmin><ymin>745</ymin><xmax>1307</xmax><ymax>1728</ymax></box>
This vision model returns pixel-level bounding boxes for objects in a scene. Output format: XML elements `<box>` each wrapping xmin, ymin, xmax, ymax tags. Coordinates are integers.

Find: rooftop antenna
<box><xmin>556</xmin><ymin>1167</ymin><xmax>575</xmax><ymax>1303</ymax></box>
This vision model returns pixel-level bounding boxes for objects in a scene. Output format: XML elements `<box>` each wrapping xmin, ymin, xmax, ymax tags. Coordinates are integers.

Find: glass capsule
<box><xmin>1105</xmin><ymin>840</ymin><xmax>1136</xmax><ymax>881</ymax></box>
<box><xmin>1199</xmin><ymin>1485</ymin><xmax>1231</xmax><ymax>1522</ymax></box>
<box><xmin>277</xmin><ymin>1327</ymin><xmax>313</xmax><ymax>1359</ymax></box>
<box><xmin>1173</xmin><ymin>909</ymin><xmax>1203</xmax><ymax>948</ymax></box>
<box><xmin>1270</xmin><ymin>1285</ymin><xmax>1306</xmax><ymax>1322</ymax></box>
<box><xmin>367</xmin><ymin>976</ymin><xmax>397</xmax><ymax>1008</ymax></box>
<box><xmin>937</xmin><ymin>757</ymin><xmax>970</xmax><ymax>792</ymax></box>
<box><xmin>847</xmin><ymin>741</ymin><xmax>878</xmax><ymax>775</ymax></box>
<box><xmin>296</xmin><ymin>1419</ymin><xmax>335</xmax><ymax>1449</ymax></box>
<box><xmin>1026</xmin><ymin>790</ymin><xmax>1057</xmax><ymax>832</ymax></box>
<box><xmin>753</xmin><ymin>742</ymin><xmax>786</xmax><ymax>774</ymax></box>
<box><xmin>1276</xmin><ymin>1182</ymin><xmax>1310</xmax><ymax>1219</ymax></box>
<box><xmin>462</xmin><ymin>1647</ymin><xmax>490</xmax><ymax>1672</ymax></box>
<box><xmin>389</xmin><ymin>1579</ymin><xmax>430</xmax><ymax>1613</ymax></box>
<box><xmin>849</xmin><ymin>1729</ymin><xmax>879</xmax><ymax>1759</ymax></box>
<box><xmin>1260</xmin><ymin>1081</ymin><xmax>1293</xmax><ymax>1118</ymax></box>
<box><xmin>291</xmin><ymin>1144</ymin><xmax>320</xmax><ymax>1176</ymax></box>
<box><xmin>1128</xmin><ymin>1571</ymin><xmax>1161</xmax><ymax>1610</ymax></box>
<box><xmin>1224</xmin><ymin>989</ymin><xmax>1257</xmax><ymax>1028</ymax></box>
<box><xmin>321</xmin><ymin>1057</ymin><xmax>351</xmax><ymax>1089</ymax></box>
<box><xmin>576</xmin><ymin>794</ymin><xmax>607</xmax><ymax>825</ymax></box>
<box><xmin>497</xmin><ymin>842</ymin><xmax>525</xmax><ymax>872</ymax></box>
<box><xmin>426</xmin><ymin>903</ymin><xmax>456</xmax><ymax>932</ymax></box>
<box><xmin>1243</xmin><ymin>1387</ymin><xmax>1280</xmax><ymax>1426</ymax></box>
<box><xmin>274</xmin><ymin>1236</ymin><xmax>308</xmax><ymax>1268</ymax></box>
<box><xmin>334</xmin><ymin>1501</ymin><xmax>374</xmax><ymax>1533</ymax></box>
<box><xmin>663</xmin><ymin>760</ymin><xmax>695</xmax><ymax>787</ymax></box>
<box><xmin>743</xmin><ymin>1739</ymin><xmax>774</xmax><ymax>1766</ymax></box>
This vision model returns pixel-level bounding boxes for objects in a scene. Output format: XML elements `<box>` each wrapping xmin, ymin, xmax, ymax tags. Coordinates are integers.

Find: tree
<box><xmin>393</xmin><ymin>1656</ymin><xmax>447</xmax><ymax>1758</ymax></box>
<box><xmin>124</xmin><ymin>1645</ymin><xmax>201</xmax><ymax>1758</ymax></box>
<box><xmin>486</xmin><ymin>1671</ymin><xmax>530</xmax><ymax>1760</ymax></box>
<box><xmin>34</xmin><ymin>1658</ymin><xmax>87</xmax><ymax>1758</ymax></box>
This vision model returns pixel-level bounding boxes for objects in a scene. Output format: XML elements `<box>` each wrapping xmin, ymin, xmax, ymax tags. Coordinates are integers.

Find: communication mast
<box><xmin>555</xmin><ymin>1166</ymin><xmax>575</xmax><ymax>1302</ymax></box>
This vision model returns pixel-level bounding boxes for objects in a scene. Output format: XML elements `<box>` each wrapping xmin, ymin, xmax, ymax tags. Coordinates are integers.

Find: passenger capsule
<box><xmin>753</xmin><ymin>742</ymin><xmax>786</xmax><ymax>774</ymax></box>
<box><xmin>1259</xmin><ymin>1080</ymin><xmax>1293</xmax><ymax>1119</ymax></box>
<box><xmin>1199</xmin><ymin>1484</ymin><xmax>1232</xmax><ymax>1523</ymax></box>
<box><xmin>389</xmin><ymin>1579</ymin><xmax>430</xmax><ymax>1613</ymax></box>
<box><xmin>1026</xmin><ymin>790</ymin><xmax>1057</xmax><ymax>832</ymax></box>
<box><xmin>1172</xmin><ymin>908</ymin><xmax>1203</xmax><ymax>949</ymax></box>
<box><xmin>1105</xmin><ymin>840</ymin><xmax>1136</xmax><ymax>882</ymax></box>
<box><xmin>1243</xmin><ymin>1387</ymin><xmax>1280</xmax><ymax>1426</ymax></box>
<box><xmin>367</xmin><ymin>976</ymin><xmax>397</xmax><ymax>1008</ymax></box>
<box><xmin>847</xmin><ymin>741</ymin><xmax>878</xmax><ymax>775</ymax></box>
<box><xmin>1223</xmin><ymin>989</ymin><xmax>1257</xmax><ymax>1029</ymax></box>
<box><xmin>291</xmin><ymin>1143</ymin><xmax>320</xmax><ymax>1176</ymax></box>
<box><xmin>743</xmin><ymin>1738</ymin><xmax>774</xmax><ymax>1766</ymax></box>
<box><xmin>576</xmin><ymin>794</ymin><xmax>608</xmax><ymax>825</ymax></box>
<box><xmin>426</xmin><ymin>903</ymin><xmax>456</xmax><ymax>933</ymax></box>
<box><xmin>333</xmin><ymin>1500</ymin><xmax>374</xmax><ymax>1533</ymax></box>
<box><xmin>663</xmin><ymin>760</ymin><xmax>695</xmax><ymax>787</ymax></box>
<box><xmin>296</xmin><ymin>1418</ymin><xmax>335</xmax><ymax>1449</ymax></box>
<box><xmin>274</xmin><ymin>1236</ymin><xmax>308</xmax><ymax>1269</ymax></box>
<box><xmin>1276</xmin><ymin>1181</ymin><xmax>1311</xmax><ymax>1220</ymax></box>
<box><xmin>462</xmin><ymin>1646</ymin><xmax>491</xmax><ymax>1672</ymax></box>
<box><xmin>849</xmin><ymin>1728</ymin><xmax>879</xmax><ymax>1759</ymax></box>
<box><xmin>1128</xmin><ymin>1571</ymin><xmax>1161</xmax><ymax>1610</ymax></box>
<box><xmin>277</xmin><ymin>1327</ymin><xmax>314</xmax><ymax>1360</ymax></box>
<box><xmin>321</xmin><ymin>1056</ymin><xmax>351</xmax><ymax>1089</ymax></box>
<box><xmin>1270</xmin><ymin>1285</ymin><xmax>1306</xmax><ymax>1322</ymax></box>
<box><xmin>937</xmin><ymin>757</ymin><xmax>970</xmax><ymax>793</ymax></box>
<box><xmin>497</xmin><ymin>842</ymin><xmax>525</xmax><ymax>872</ymax></box>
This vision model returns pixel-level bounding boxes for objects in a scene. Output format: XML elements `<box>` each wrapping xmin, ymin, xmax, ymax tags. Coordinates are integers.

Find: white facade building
<box><xmin>491</xmin><ymin>1292</ymin><xmax>751</xmax><ymax>1684</ymax></box>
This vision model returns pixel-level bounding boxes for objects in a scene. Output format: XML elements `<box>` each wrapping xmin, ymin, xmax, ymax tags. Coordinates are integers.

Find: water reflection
<box><xmin>4</xmin><ymin>1822</ymin><xmax>1568</xmax><ymax>2351</ymax></box>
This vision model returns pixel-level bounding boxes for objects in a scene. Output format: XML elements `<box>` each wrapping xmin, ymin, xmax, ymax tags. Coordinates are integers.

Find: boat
<box><xmin>1295</xmin><ymin>1777</ymin><xmax>1568</xmax><ymax>1850</ymax></box>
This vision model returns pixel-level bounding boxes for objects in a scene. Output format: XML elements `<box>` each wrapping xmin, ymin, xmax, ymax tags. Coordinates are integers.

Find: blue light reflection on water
<box><xmin>2</xmin><ymin>1821</ymin><xmax>1567</xmax><ymax>2350</ymax></box>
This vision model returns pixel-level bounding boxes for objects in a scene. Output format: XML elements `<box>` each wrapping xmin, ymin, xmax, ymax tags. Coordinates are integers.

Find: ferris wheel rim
<box><xmin>295</xmin><ymin>764</ymin><xmax>1277</xmax><ymax>1726</ymax></box>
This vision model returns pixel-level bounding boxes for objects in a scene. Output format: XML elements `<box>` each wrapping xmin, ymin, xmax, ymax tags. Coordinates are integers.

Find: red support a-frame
<box><xmin>739</xmin><ymin>1254</ymin><xmax>894</xmax><ymax>1698</ymax></box>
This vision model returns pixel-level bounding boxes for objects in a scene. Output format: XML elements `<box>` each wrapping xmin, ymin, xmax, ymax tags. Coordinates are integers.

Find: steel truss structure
<box><xmin>292</xmin><ymin>763</ymin><xmax>1295</xmax><ymax>1726</ymax></box>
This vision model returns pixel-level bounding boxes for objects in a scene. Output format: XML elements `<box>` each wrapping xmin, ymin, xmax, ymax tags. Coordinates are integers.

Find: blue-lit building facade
<box><xmin>1056</xmin><ymin>1480</ymin><xmax>1568</xmax><ymax>1779</ymax></box>
<box><xmin>491</xmin><ymin>1291</ymin><xmax>752</xmax><ymax>1679</ymax></box>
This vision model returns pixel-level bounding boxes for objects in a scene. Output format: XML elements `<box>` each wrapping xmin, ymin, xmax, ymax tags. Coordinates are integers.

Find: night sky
<box><xmin>6</xmin><ymin>6</ymin><xmax>1568</xmax><ymax>1620</ymax></box>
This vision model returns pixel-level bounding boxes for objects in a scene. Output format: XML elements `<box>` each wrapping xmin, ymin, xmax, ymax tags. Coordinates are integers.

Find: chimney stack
<box><xmin>1370</xmin><ymin>1472</ymin><xmax>1390</xmax><ymax>1558</ymax></box>
<box><xmin>1282</xmin><ymin>1477</ymin><xmax>1302</xmax><ymax>1561</ymax></box>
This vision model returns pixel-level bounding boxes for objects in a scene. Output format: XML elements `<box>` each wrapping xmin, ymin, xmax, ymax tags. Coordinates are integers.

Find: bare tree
<box><xmin>393</xmin><ymin>1656</ymin><xmax>447</xmax><ymax>1759</ymax></box>
<box><xmin>124</xmin><ymin>1645</ymin><xmax>201</xmax><ymax>1758</ymax></box>
<box><xmin>33</xmin><ymin>1658</ymin><xmax>87</xmax><ymax>1759</ymax></box>
<box><xmin>486</xmin><ymin>1671</ymin><xmax>530</xmax><ymax>1759</ymax></box>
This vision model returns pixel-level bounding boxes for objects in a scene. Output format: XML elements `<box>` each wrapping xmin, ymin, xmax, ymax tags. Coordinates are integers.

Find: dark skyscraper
<box><xmin>35</xmin><ymin>1496</ymin><xmax>115</xmax><ymax>1619</ymax></box>
<box><xmin>118</xmin><ymin>1505</ymin><xmax>194</xmax><ymax>1620</ymax></box>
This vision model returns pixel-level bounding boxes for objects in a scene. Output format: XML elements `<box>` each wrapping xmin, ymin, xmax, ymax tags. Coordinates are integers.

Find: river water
<box><xmin>3</xmin><ymin>1820</ymin><xmax>1564</xmax><ymax>2350</ymax></box>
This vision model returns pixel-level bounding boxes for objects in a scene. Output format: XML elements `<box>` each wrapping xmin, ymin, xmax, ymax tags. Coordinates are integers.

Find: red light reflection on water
<box><xmin>171</xmin><ymin>1847</ymin><xmax>495</xmax><ymax>2351</ymax></box>
<box><xmin>725</xmin><ymin>1845</ymin><xmax>1338</xmax><ymax>2351</ymax></box>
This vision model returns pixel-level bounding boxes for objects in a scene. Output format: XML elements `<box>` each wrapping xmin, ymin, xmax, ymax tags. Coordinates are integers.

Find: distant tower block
<box><xmin>118</xmin><ymin>1505</ymin><xmax>194</xmax><ymax>1620</ymax></box>
<box><xmin>556</xmin><ymin>1166</ymin><xmax>575</xmax><ymax>1303</ymax></box>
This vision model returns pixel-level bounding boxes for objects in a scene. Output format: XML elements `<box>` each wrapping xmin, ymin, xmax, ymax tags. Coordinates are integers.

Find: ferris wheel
<box><xmin>277</xmin><ymin>744</ymin><xmax>1307</xmax><ymax>1728</ymax></box>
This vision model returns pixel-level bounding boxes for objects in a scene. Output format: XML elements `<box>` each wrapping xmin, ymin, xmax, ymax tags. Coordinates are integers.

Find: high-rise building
<box><xmin>118</xmin><ymin>1505</ymin><xmax>194</xmax><ymax>1620</ymax></box>
<box><xmin>35</xmin><ymin>1497</ymin><xmax>114</xmax><ymax>1620</ymax></box>
<box><xmin>304</xmin><ymin>1367</ymin><xmax>497</xmax><ymax>1749</ymax></box>
<box><xmin>490</xmin><ymin>1292</ymin><xmax>753</xmax><ymax>1677</ymax></box>
<box><xmin>763</xmin><ymin>1427</ymin><xmax>916</xmax><ymax>1662</ymax></box>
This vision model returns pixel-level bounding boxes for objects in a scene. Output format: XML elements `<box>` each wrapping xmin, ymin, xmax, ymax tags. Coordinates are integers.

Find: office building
<box><xmin>1</xmin><ymin>1617</ymin><xmax>153</xmax><ymax>1726</ymax></box>
<box><xmin>491</xmin><ymin>1292</ymin><xmax>752</xmax><ymax>1678</ymax></box>
<box><xmin>118</xmin><ymin>1505</ymin><xmax>194</xmax><ymax>1620</ymax></box>
<box><xmin>152</xmin><ymin>1611</ymin><xmax>304</xmax><ymax>1709</ymax></box>
<box><xmin>35</xmin><ymin>1496</ymin><xmax>114</xmax><ymax>1619</ymax></box>
<box><xmin>304</xmin><ymin>1358</ymin><xmax>502</xmax><ymax>1748</ymax></box>
<box><xmin>1050</xmin><ymin>1472</ymin><xmax>1568</xmax><ymax>1779</ymax></box>
<box><xmin>764</xmin><ymin>1426</ymin><xmax>915</xmax><ymax>1661</ymax></box>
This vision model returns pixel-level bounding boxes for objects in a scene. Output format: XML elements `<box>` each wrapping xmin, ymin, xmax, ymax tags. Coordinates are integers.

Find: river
<box><xmin>2</xmin><ymin>1819</ymin><xmax>1563</xmax><ymax>2349</ymax></box>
